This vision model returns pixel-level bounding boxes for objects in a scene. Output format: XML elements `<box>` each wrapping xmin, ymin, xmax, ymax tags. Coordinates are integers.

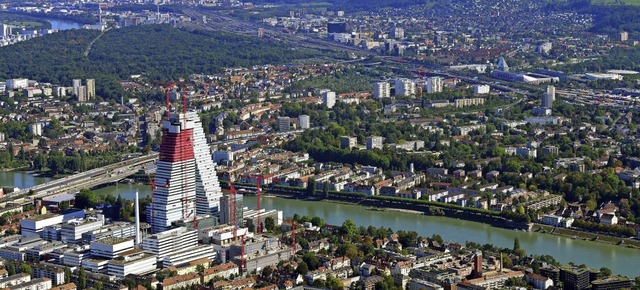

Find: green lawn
<box><xmin>4</xmin><ymin>21</ymin><xmax>44</xmax><ymax>28</ymax></box>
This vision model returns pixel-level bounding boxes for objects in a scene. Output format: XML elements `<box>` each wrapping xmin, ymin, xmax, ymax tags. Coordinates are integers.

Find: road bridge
<box><xmin>3</xmin><ymin>153</ymin><xmax>158</xmax><ymax>202</ymax></box>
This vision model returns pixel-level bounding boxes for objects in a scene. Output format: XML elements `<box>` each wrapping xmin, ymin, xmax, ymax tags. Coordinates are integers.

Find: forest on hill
<box><xmin>0</xmin><ymin>24</ymin><xmax>318</xmax><ymax>99</ymax></box>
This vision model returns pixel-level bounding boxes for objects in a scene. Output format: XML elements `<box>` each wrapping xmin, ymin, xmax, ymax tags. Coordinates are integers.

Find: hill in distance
<box><xmin>0</xmin><ymin>24</ymin><xmax>318</xmax><ymax>97</ymax></box>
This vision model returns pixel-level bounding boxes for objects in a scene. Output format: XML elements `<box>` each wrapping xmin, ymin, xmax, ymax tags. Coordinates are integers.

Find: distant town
<box><xmin>1</xmin><ymin>0</ymin><xmax>640</xmax><ymax>290</ymax></box>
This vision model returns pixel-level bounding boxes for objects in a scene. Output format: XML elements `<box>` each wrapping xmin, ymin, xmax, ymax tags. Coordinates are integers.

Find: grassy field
<box><xmin>4</xmin><ymin>21</ymin><xmax>44</xmax><ymax>28</ymax></box>
<box><xmin>592</xmin><ymin>0</ymin><xmax>640</xmax><ymax>5</ymax></box>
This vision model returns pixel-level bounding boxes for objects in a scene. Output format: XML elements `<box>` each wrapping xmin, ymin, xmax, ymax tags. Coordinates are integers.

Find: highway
<box><xmin>4</xmin><ymin>153</ymin><xmax>159</xmax><ymax>202</ymax></box>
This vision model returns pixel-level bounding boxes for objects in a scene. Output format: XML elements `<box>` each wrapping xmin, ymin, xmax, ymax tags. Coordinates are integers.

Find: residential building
<box><xmin>591</xmin><ymin>277</ymin><xmax>632</xmax><ymax>290</ymax></box>
<box><xmin>278</xmin><ymin>117</ymin><xmax>291</xmax><ymax>132</ymax></box>
<box><xmin>373</xmin><ymin>82</ymin><xmax>390</xmax><ymax>99</ymax></box>
<box><xmin>322</xmin><ymin>91</ymin><xmax>336</xmax><ymax>109</ymax></box>
<box><xmin>366</xmin><ymin>136</ymin><xmax>383</xmax><ymax>150</ymax></box>
<box><xmin>560</xmin><ymin>265</ymin><xmax>590</xmax><ymax>290</ymax></box>
<box><xmin>298</xmin><ymin>115</ymin><xmax>310</xmax><ymax>129</ymax></box>
<box><xmin>620</xmin><ymin>31</ymin><xmax>628</xmax><ymax>42</ymax></box>
<box><xmin>86</xmin><ymin>79</ymin><xmax>95</xmax><ymax>99</ymax></box>
<box><xmin>542</xmin><ymin>93</ymin><xmax>553</xmax><ymax>109</ymax></box>
<box><xmin>162</xmin><ymin>273</ymin><xmax>200</xmax><ymax>290</ymax></box>
<box><xmin>5</xmin><ymin>278</ymin><xmax>51</xmax><ymax>290</ymax></box>
<box><xmin>454</xmin><ymin>98</ymin><xmax>485</xmax><ymax>108</ymax></box>
<box><xmin>395</xmin><ymin>78</ymin><xmax>416</xmax><ymax>96</ymax></box>
<box><xmin>340</xmin><ymin>136</ymin><xmax>357</xmax><ymax>149</ymax></box>
<box><xmin>525</xmin><ymin>272</ymin><xmax>554</xmax><ymax>289</ymax></box>
<box><xmin>426</xmin><ymin>77</ymin><xmax>443</xmax><ymax>94</ymax></box>
<box><xmin>473</xmin><ymin>85</ymin><xmax>490</xmax><ymax>94</ymax></box>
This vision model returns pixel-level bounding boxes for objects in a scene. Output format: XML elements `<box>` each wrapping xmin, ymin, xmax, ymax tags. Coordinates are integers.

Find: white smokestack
<box><xmin>135</xmin><ymin>191</ymin><xmax>141</xmax><ymax>245</ymax></box>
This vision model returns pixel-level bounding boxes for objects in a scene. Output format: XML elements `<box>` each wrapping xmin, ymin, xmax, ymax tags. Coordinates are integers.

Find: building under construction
<box><xmin>148</xmin><ymin>110</ymin><xmax>223</xmax><ymax>233</ymax></box>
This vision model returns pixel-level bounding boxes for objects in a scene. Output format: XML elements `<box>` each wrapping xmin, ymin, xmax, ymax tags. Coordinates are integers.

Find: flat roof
<box><xmin>93</xmin><ymin>237</ymin><xmax>132</xmax><ymax>245</ymax></box>
<box><xmin>42</xmin><ymin>193</ymin><xmax>75</xmax><ymax>203</ymax></box>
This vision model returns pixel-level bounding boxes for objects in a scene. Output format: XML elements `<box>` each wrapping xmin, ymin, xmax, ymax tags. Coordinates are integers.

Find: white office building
<box><xmin>187</xmin><ymin>111</ymin><xmax>223</xmax><ymax>217</ymax></box>
<box><xmin>142</xmin><ymin>227</ymin><xmax>216</xmax><ymax>268</ymax></box>
<box><xmin>373</xmin><ymin>82</ymin><xmax>391</xmax><ymax>98</ymax></box>
<box><xmin>426</xmin><ymin>77</ymin><xmax>443</xmax><ymax>94</ymax></box>
<box><xmin>107</xmin><ymin>249</ymin><xmax>158</xmax><ymax>278</ymax></box>
<box><xmin>150</xmin><ymin>111</ymin><xmax>222</xmax><ymax>232</ymax></box>
<box><xmin>90</xmin><ymin>238</ymin><xmax>135</xmax><ymax>259</ymax></box>
<box><xmin>61</xmin><ymin>216</ymin><xmax>104</xmax><ymax>244</ymax></box>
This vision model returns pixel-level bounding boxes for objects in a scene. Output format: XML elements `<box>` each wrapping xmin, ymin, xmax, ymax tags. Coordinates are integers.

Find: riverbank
<box><xmin>265</xmin><ymin>191</ymin><xmax>532</xmax><ymax>231</ymax></box>
<box><xmin>532</xmin><ymin>224</ymin><xmax>640</xmax><ymax>249</ymax></box>
<box><xmin>265</xmin><ymin>190</ymin><xmax>640</xmax><ymax>250</ymax></box>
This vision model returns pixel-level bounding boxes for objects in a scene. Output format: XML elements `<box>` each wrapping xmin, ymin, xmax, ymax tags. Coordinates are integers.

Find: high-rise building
<box><xmin>373</xmin><ymin>82</ymin><xmax>390</xmax><ymax>99</ymax></box>
<box><xmin>542</xmin><ymin>93</ymin><xmax>553</xmax><ymax>109</ymax></box>
<box><xmin>278</xmin><ymin>116</ymin><xmax>291</xmax><ymax>132</ymax></box>
<box><xmin>75</xmin><ymin>86</ymin><xmax>88</xmax><ymax>102</ymax></box>
<box><xmin>546</xmin><ymin>85</ymin><xmax>556</xmax><ymax>101</ymax></box>
<box><xmin>620</xmin><ymin>31</ymin><xmax>629</xmax><ymax>42</ymax></box>
<box><xmin>394</xmin><ymin>79</ymin><xmax>416</xmax><ymax>96</ymax></box>
<box><xmin>322</xmin><ymin>91</ymin><xmax>336</xmax><ymax>109</ymax></box>
<box><xmin>149</xmin><ymin>112</ymin><xmax>197</xmax><ymax>233</ymax></box>
<box><xmin>426</xmin><ymin>77</ymin><xmax>443</xmax><ymax>94</ymax></box>
<box><xmin>149</xmin><ymin>111</ymin><xmax>223</xmax><ymax>232</ymax></box>
<box><xmin>187</xmin><ymin>111</ymin><xmax>223</xmax><ymax>217</ymax></box>
<box><xmin>366</xmin><ymin>136</ymin><xmax>383</xmax><ymax>150</ymax></box>
<box><xmin>72</xmin><ymin>79</ymin><xmax>82</xmax><ymax>88</ymax></box>
<box><xmin>1</xmin><ymin>24</ymin><xmax>12</xmax><ymax>38</ymax></box>
<box><xmin>298</xmin><ymin>115</ymin><xmax>310</xmax><ymax>129</ymax></box>
<box><xmin>86</xmin><ymin>79</ymin><xmax>95</xmax><ymax>99</ymax></box>
<box><xmin>391</xmin><ymin>27</ymin><xmax>404</xmax><ymax>39</ymax></box>
<box><xmin>219</xmin><ymin>194</ymin><xmax>244</xmax><ymax>226</ymax></box>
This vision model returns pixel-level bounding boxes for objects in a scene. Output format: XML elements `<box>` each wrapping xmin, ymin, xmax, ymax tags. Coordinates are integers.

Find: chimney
<box><xmin>135</xmin><ymin>191</ymin><xmax>141</xmax><ymax>245</ymax></box>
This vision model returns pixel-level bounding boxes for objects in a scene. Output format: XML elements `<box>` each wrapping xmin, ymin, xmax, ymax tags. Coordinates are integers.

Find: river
<box><xmin>2</xmin><ymin>171</ymin><xmax>639</xmax><ymax>277</ymax></box>
<box><xmin>47</xmin><ymin>19</ymin><xmax>82</xmax><ymax>31</ymax></box>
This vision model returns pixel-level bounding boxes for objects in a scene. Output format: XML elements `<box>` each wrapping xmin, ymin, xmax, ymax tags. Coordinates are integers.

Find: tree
<box><xmin>75</xmin><ymin>189</ymin><xmax>99</xmax><ymax>209</ymax></box>
<box><xmin>513</xmin><ymin>237</ymin><xmax>521</xmax><ymax>251</ymax></box>
<box><xmin>306</xmin><ymin>178</ymin><xmax>316</xmax><ymax>196</ymax></box>
<box><xmin>64</xmin><ymin>267</ymin><xmax>71</xmax><ymax>284</ymax></box>
<box><xmin>264</xmin><ymin>216</ymin><xmax>275</xmax><ymax>232</ymax></box>
<box><xmin>18</xmin><ymin>264</ymin><xmax>32</xmax><ymax>276</ymax></box>
<box><xmin>6</xmin><ymin>261</ymin><xmax>15</xmax><ymax>275</ymax></box>
<box><xmin>599</xmin><ymin>267</ymin><xmax>612</xmax><ymax>278</ymax></box>
<box><xmin>303</xmin><ymin>252</ymin><xmax>321</xmax><ymax>270</ymax></box>
<box><xmin>323</xmin><ymin>181</ymin><xmax>330</xmax><ymax>199</ymax></box>
<box><xmin>339</xmin><ymin>220</ymin><xmax>358</xmax><ymax>240</ymax></box>
<box><xmin>78</xmin><ymin>267</ymin><xmax>87</xmax><ymax>290</ymax></box>
<box><xmin>196</xmin><ymin>264</ymin><xmax>206</xmax><ymax>274</ymax></box>
<box><xmin>326</xmin><ymin>274</ymin><xmax>344</xmax><ymax>290</ymax></box>
<box><xmin>95</xmin><ymin>281</ymin><xmax>103</xmax><ymax>290</ymax></box>
<box><xmin>310</xmin><ymin>216</ymin><xmax>325</xmax><ymax>227</ymax></box>
<box><xmin>296</xmin><ymin>261</ymin><xmax>309</xmax><ymax>275</ymax></box>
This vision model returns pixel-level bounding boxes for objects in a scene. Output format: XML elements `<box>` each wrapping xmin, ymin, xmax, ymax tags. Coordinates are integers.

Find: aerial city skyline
<box><xmin>1</xmin><ymin>0</ymin><xmax>640</xmax><ymax>289</ymax></box>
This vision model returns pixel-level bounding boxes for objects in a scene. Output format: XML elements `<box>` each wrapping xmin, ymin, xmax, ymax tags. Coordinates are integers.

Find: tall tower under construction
<box><xmin>149</xmin><ymin>111</ymin><xmax>223</xmax><ymax>233</ymax></box>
